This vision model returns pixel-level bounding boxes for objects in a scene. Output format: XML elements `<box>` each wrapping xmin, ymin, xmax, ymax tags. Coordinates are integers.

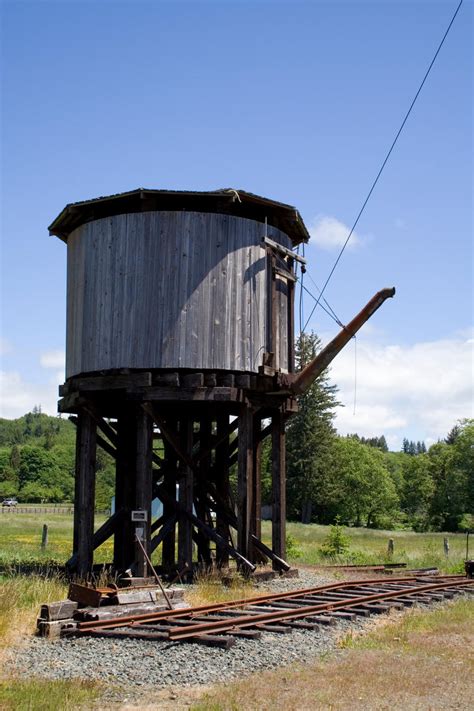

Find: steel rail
<box><xmin>76</xmin><ymin>575</ymin><xmax>469</xmax><ymax>633</ymax></box>
<box><xmin>164</xmin><ymin>579</ymin><xmax>474</xmax><ymax>640</ymax></box>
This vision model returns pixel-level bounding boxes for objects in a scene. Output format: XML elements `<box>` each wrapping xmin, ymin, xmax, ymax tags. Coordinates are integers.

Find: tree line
<box><xmin>0</xmin><ymin>411</ymin><xmax>114</xmax><ymax>509</ymax></box>
<box><xmin>262</xmin><ymin>333</ymin><xmax>473</xmax><ymax>533</ymax></box>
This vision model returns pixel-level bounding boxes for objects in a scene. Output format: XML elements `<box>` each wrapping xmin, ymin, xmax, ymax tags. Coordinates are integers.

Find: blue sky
<box><xmin>1</xmin><ymin>0</ymin><xmax>472</xmax><ymax>449</ymax></box>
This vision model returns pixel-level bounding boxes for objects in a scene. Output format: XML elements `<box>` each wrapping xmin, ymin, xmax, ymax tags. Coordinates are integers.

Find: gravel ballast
<box><xmin>6</xmin><ymin>570</ymin><xmax>370</xmax><ymax>690</ymax></box>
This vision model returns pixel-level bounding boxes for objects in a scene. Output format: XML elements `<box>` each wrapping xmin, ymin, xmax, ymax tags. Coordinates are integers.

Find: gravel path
<box><xmin>6</xmin><ymin>569</ymin><xmax>370</xmax><ymax>691</ymax></box>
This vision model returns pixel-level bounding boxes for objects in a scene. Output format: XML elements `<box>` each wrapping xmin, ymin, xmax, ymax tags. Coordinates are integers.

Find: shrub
<box><xmin>320</xmin><ymin>518</ymin><xmax>350</xmax><ymax>557</ymax></box>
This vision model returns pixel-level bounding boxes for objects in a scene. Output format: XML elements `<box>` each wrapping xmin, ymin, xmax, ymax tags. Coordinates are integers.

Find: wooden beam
<box><xmin>113</xmin><ymin>410</ymin><xmax>136</xmax><ymax>571</ymax></box>
<box><xmin>134</xmin><ymin>408</ymin><xmax>153</xmax><ymax>576</ymax></box>
<box><xmin>215</xmin><ymin>414</ymin><xmax>231</xmax><ymax>566</ymax></box>
<box><xmin>237</xmin><ymin>408</ymin><xmax>254</xmax><ymax>560</ymax></box>
<box><xmin>70</xmin><ymin>416</ymin><xmax>118</xmax><ymax>460</ymax></box>
<box><xmin>250</xmin><ymin>535</ymin><xmax>290</xmax><ymax>572</ymax></box>
<box><xmin>67</xmin><ymin>372</ymin><xmax>152</xmax><ymax>393</ymax></box>
<box><xmin>252</xmin><ymin>415</ymin><xmax>262</xmax><ymax>544</ymax></box>
<box><xmin>151</xmin><ymin>515</ymin><xmax>178</xmax><ymax>554</ymax></box>
<box><xmin>133</xmin><ymin>387</ymin><xmax>242</xmax><ymax>402</ymax></box>
<box><xmin>72</xmin><ymin>411</ymin><xmax>97</xmax><ymax>576</ymax></box>
<box><xmin>287</xmin><ymin>257</ymin><xmax>295</xmax><ymax>373</ymax></box>
<box><xmin>161</xmin><ymin>419</ymin><xmax>178</xmax><ymax>570</ymax></box>
<box><xmin>142</xmin><ymin>404</ymin><xmax>194</xmax><ymax>470</ymax></box>
<box><xmin>178</xmin><ymin>417</ymin><xmax>194</xmax><ymax>571</ymax></box>
<box><xmin>67</xmin><ymin>509</ymin><xmax>125</xmax><ymax>570</ymax></box>
<box><xmin>271</xmin><ymin>409</ymin><xmax>286</xmax><ymax>567</ymax></box>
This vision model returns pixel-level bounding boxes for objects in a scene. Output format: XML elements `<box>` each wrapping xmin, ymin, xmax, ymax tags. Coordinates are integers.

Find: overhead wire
<box><xmin>302</xmin><ymin>0</ymin><xmax>464</xmax><ymax>333</ymax></box>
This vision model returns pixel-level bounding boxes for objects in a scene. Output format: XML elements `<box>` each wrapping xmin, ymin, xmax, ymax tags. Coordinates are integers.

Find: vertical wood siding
<box><xmin>66</xmin><ymin>211</ymin><xmax>292</xmax><ymax>378</ymax></box>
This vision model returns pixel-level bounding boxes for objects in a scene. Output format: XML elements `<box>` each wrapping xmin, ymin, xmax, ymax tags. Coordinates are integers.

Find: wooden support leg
<box><xmin>178</xmin><ymin>416</ymin><xmax>194</xmax><ymax>575</ymax></box>
<box><xmin>73</xmin><ymin>410</ymin><xmax>97</xmax><ymax>577</ymax></box>
<box><xmin>162</xmin><ymin>419</ymin><xmax>178</xmax><ymax>571</ymax></box>
<box><xmin>134</xmin><ymin>408</ymin><xmax>153</xmax><ymax>577</ymax></box>
<box><xmin>252</xmin><ymin>414</ymin><xmax>262</xmax><ymax>545</ymax></box>
<box><xmin>196</xmin><ymin>416</ymin><xmax>212</xmax><ymax>566</ymax></box>
<box><xmin>237</xmin><ymin>408</ymin><xmax>254</xmax><ymax>562</ymax></box>
<box><xmin>114</xmin><ymin>410</ymin><xmax>136</xmax><ymax>572</ymax></box>
<box><xmin>215</xmin><ymin>413</ymin><xmax>230</xmax><ymax>567</ymax></box>
<box><xmin>272</xmin><ymin>409</ymin><xmax>286</xmax><ymax>568</ymax></box>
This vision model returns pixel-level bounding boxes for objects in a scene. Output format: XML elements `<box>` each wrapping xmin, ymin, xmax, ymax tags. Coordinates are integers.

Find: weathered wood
<box><xmin>216</xmin><ymin>373</ymin><xmax>235</xmax><ymax>387</ymax></box>
<box><xmin>133</xmin><ymin>386</ymin><xmax>241</xmax><ymax>402</ymax></box>
<box><xmin>154</xmin><ymin>372</ymin><xmax>179</xmax><ymax>386</ymax></box>
<box><xmin>161</xmin><ymin>422</ymin><xmax>178</xmax><ymax>570</ymax></box>
<box><xmin>37</xmin><ymin>620</ymin><xmax>78</xmax><ymax>638</ymax></box>
<box><xmin>272</xmin><ymin>409</ymin><xmax>286</xmax><ymax>567</ymax></box>
<box><xmin>178</xmin><ymin>418</ymin><xmax>194</xmax><ymax>571</ymax></box>
<box><xmin>150</xmin><ymin>514</ymin><xmax>176</xmax><ymax>556</ymax></box>
<box><xmin>65</xmin><ymin>212</ymin><xmax>293</xmax><ymax>378</ymax></box>
<box><xmin>114</xmin><ymin>589</ymin><xmax>164</xmax><ymax>605</ymax></box>
<box><xmin>237</xmin><ymin>408</ymin><xmax>254</xmax><ymax>561</ymax></box>
<box><xmin>68</xmin><ymin>583</ymin><xmax>105</xmax><ymax>607</ymax></box>
<box><xmin>181</xmin><ymin>373</ymin><xmax>204</xmax><ymax>388</ymax></box>
<box><xmin>195</xmin><ymin>416</ymin><xmax>212</xmax><ymax>565</ymax></box>
<box><xmin>215</xmin><ymin>414</ymin><xmax>231</xmax><ymax>567</ymax></box>
<box><xmin>250</xmin><ymin>535</ymin><xmax>290</xmax><ymax>572</ymax></box>
<box><xmin>188</xmin><ymin>510</ymin><xmax>255</xmax><ymax>573</ymax></box>
<box><xmin>263</xmin><ymin>235</ymin><xmax>306</xmax><ymax>265</ymax></box>
<box><xmin>252</xmin><ymin>416</ymin><xmax>262</xmax><ymax>544</ymax></box>
<box><xmin>72</xmin><ymin>411</ymin><xmax>97</xmax><ymax>576</ymax></box>
<box><xmin>114</xmin><ymin>410</ymin><xmax>136</xmax><ymax>571</ymax></box>
<box><xmin>143</xmin><ymin>405</ymin><xmax>194</xmax><ymax>470</ymax></box>
<box><xmin>70</xmin><ymin>373</ymin><xmax>152</xmax><ymax>392</ymax></box>
<box><xmin>287</xmin><ymin>257</ymin><xmax>295</xmax><ymax>373</ymax></box>
<box><xmin>40</xmin><ymin>600</ymin><xmax>79</xmax><ymax>622</ymax></box>
<box><xmin>134</xmin><ymin>408</ymin><xmax>153</xmax><ymax>576</ymax></box>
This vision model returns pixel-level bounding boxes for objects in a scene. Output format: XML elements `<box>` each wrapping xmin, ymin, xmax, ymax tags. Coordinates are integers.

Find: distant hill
<box><xmin>0</xmin><ymin>409</ymin><xmax>75</xmax><ymax>448</ymax></box>
<box><xmin>0</xmin><ymin>410</ymin><xmax>113</xmax><ymax>507</ymax></box>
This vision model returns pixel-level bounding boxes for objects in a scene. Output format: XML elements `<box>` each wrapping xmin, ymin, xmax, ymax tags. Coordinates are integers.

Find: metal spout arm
<box><xmin>286</xmin><ymin>287</ymin><xmax>395</xmax><ymax>395</ymax></box>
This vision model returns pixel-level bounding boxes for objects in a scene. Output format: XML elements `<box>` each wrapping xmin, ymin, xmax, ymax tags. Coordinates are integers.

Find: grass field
<box><xmin>0</xmin><ymin>512</ymin><xmax>472</xmax><ymax>710</ymax></box>
<box><xmin>0</xmin><ymin>513</ymin><xmax>469</xmax><ymax>573</ymax></box>
<box><xmin>190</xmin><ymin>596</ymin><xmax>474</xmax><ymax>711</ymax></box>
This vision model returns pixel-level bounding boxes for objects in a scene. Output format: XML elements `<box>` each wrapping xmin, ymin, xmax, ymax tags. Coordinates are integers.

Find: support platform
<box><xmin>62</xmin><ymin>370</ymin><xmax>297</xmax><ymax>579</ymax></box>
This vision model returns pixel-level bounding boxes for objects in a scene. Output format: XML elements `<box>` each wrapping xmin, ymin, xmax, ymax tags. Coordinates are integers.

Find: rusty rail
<box><xmin>70</xmin><ymin>575</ymin><xmax>473</xmax><ymax>647</ymax></box>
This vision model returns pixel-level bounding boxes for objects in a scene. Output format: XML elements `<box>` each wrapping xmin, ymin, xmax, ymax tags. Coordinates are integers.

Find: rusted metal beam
<box><xmin>286</xmin><ymin>287</ymin><xmax>395</xmax><ymax>395</ymax></box>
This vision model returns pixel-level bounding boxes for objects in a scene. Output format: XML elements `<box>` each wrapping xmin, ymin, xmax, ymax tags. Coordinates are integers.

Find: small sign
<box><xmin>135</xmin><ymin>526</ymin><xmax>144</xmax><ymax>541</ymax></box>
<box><xmin>131</xmin><ymin>510</ymin><xmax>148</xmax><ymax>522</ymax></box>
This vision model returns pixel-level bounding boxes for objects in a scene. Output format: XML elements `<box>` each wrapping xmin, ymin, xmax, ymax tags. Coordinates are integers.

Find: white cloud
<box><xmin>328</xmin><ymin>333</ymin><xmax>473</xmax><ymax>448</ymax></box>
<box><xmin>308</xmin><ymin>215</ymin><xmax>363</xmax><ymax>251</ymax></box>
<box><xmin>40</xmin><ymin>350</ymin><xmax>65</xmax><ymax>369</ymax></box>
<box><xmin>0</xmin><ymin>370</ymin><xmax>60</xmax><ymax>419</ymax></box>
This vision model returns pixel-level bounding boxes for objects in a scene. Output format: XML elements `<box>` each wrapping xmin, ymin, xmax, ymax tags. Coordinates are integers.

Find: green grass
<box><xmin>0</xmin><ymin>513</ymin><xmax>468</xmax><ymax>573</ymax></box>
<box><xmin>0</xmin><ymin>514</ymin><xmax>110</xmax><ymax>567</ymax></box>
<box><xmin>0</xmin><ymin>679</ymin><xmax>101</xmax><ymax>711</ymax></box>
<box><xmin>261</xmin><ymin>520</ymin><xmax>468</xmax><ymax>573</ymax></box>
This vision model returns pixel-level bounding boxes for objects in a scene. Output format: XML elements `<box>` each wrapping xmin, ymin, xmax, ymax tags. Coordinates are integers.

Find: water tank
<box><xmin>49</xmin><ymin>188</ymin><xmax>309</xmax><ymax>380</ymax></box>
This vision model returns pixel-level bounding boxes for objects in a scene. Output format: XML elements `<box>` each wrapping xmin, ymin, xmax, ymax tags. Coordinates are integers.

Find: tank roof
<box><xmin>48</xmin><ymin>187</ymin><xmax>310</xmax><ymax>244</ymax></box>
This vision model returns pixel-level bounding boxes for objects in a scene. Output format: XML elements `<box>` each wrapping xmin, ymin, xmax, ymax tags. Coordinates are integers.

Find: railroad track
<box><xmin>70</xmin><ymin>575</ymin><xmax>474</xmax><ymax>649</ymax></box>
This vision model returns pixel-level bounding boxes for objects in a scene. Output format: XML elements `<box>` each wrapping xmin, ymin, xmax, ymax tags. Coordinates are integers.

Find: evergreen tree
<box><xmin>286</xmin><ymin>332</ymin><xmax>339</xmax><ymax>523</ymax></box>
<box><xmin>445</xmin><ymin>425</ymin><xmax>461</xmax><ymax>445</ymax></box>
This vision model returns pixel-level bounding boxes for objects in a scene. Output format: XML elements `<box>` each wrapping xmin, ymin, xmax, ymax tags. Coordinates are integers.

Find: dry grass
<box><xmin>186</xmin><ymin>570</ymin><xmax>259</xmax><ymax>608</ymax></box>
<box><xmin>0</xmin><ymin>575</ymin><xmax>68</xmax><ymax>651</ymax></box>
<box><xmin>191</xmin><ymin>596</ymin><xmax>474</xmax><ymax>711</ymax></box>
<box><xmin>0</xmin><ymin>575</ymin><xmax>104</xmax><ymax>709</ymax></box>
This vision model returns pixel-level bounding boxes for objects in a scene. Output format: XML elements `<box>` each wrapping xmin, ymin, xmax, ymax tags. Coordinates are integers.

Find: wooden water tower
<box><xmin>50</xmin><ymin>188</ymin><xmax>309</xmax><ymax>578</ymax></box>
<box><xmin>50</xmin><ymin>188</ymin><xmax>395</xmax><ymax>578</ymax></box>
